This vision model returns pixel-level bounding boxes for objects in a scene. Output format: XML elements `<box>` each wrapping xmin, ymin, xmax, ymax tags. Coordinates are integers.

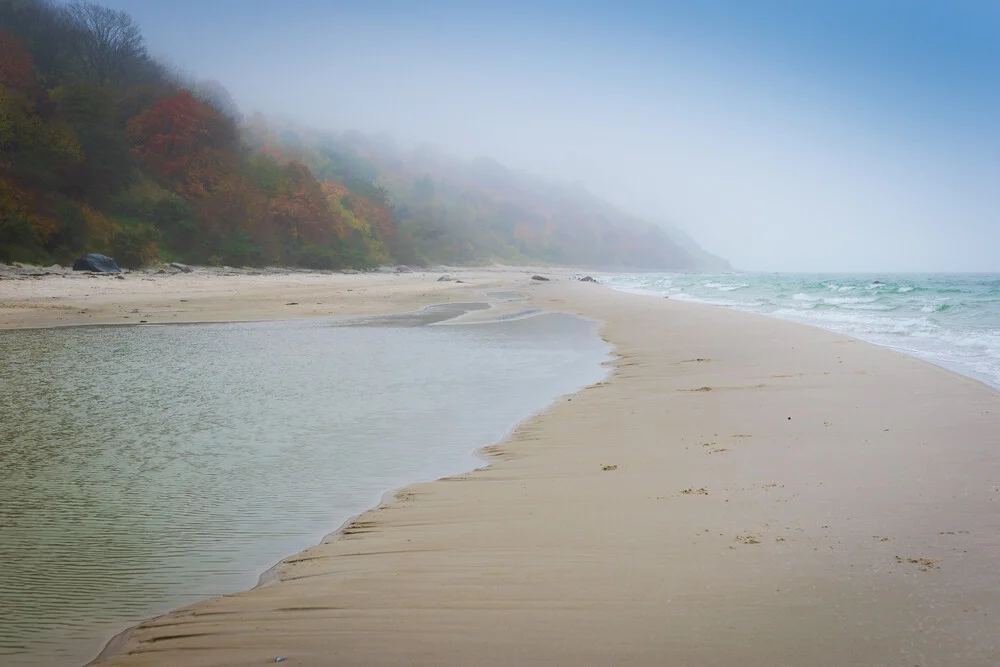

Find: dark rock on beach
<box><xmin>531</xmin><ymin>275</ymin><xmax>550</xmax><ymax>281</ymax></box>
<box><xmin>579</xmin><ymin>276</ymin><xmax>597</xmax><ymax>282</ymax></box>
<box><xmin>72</xmin><ymin>254</ymin><xmax>122</xmax><ymax>273</ymax></box>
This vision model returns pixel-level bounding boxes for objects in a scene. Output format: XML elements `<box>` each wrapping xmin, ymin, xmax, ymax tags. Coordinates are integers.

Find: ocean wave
<box><xmin>601</xmin><ymin>272</ymin><xmax>1000</xmax><ymax>390</ymax></box>
<box><xmin>822</xmin><ymin>296</ymin><xmax>879</xmax><ymax>305</ymax></box>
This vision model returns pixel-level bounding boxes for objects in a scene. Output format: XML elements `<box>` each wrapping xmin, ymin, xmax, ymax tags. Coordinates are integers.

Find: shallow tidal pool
<box><xmin>0</xmin><ymin>309</ymin><xmax>610</xmax><ymax>666</ymax></box>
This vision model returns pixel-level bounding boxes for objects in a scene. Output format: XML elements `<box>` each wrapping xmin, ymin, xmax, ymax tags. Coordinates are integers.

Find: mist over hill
<box><xmin>251</xmin><ymin>121</ymin><xmax>730</xmax><ymax>271</ymax></box>
<box><xmin>1</xmin><ymin>0</ymin><xmax>727</xmax><ymax>272</ymax></box>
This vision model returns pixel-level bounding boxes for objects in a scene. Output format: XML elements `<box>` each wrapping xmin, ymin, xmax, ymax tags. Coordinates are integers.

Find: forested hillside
<box><xmin>0</xmin><ymin>0</ymin><xmax>397</xmax><ymax>269</ymax></box>
<box><xmin>1</xmin><ymin>0</ymin><xmax>727</xmax><ymax>271</ymax></box>
<box><xmin>245</xmin><ymin>123</ymin><xmax>730</xmax><ymax>271</ymax></box>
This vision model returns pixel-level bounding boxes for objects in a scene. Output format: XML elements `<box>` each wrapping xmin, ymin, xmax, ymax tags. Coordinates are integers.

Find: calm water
<box><xmin>0</xmin><ymin>309</ymin><xmax>609</xmax><ymax>666</ymax></box>
<box><xmin>602</xmin><ymin>273</ymin><xmax>1000</xmax><ymax>390</ymax></box>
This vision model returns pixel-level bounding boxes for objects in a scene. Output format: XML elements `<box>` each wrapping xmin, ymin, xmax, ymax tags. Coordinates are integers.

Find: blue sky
<box><xmin>86</xmin><ymin>1</ymin><xmax>1000</xmax><ymax>271</ymax></box>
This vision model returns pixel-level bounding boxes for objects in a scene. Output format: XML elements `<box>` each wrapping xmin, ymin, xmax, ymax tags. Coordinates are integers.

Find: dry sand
<box><xmin>4</xmin><ymin>268</ymin><xmax>999</xmax><ymax>666</ymax></box>
<box><xmin>0</xmin><ymin>267</ymin><xmax>534</xmax><ymax>329</ymax></box>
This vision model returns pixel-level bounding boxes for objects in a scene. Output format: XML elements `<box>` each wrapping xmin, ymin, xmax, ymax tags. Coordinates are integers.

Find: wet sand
<box><xmin>4</xmin><ymin>270</ymin><xmax>999</xmax><ymax>665</ymax></box>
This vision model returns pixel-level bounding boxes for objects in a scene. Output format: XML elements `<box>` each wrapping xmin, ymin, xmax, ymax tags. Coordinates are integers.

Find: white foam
<box><xmin>822</xmin><ymin>296</ymin><xmax>878</xmax><ymax>305</ymax></box>
<box><xmin>601</xmin><ymin>272</ymin><xmax>1000</xmax><ymax>390</ymax></box>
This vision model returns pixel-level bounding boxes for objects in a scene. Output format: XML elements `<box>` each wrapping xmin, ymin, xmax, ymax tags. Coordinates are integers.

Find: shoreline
<box><xmin>600</xmin><ymin>274</ymin><xmax>1000</xmax><ymax>393</ymax></box>
<box><xmin>86</xmin><ymin>435</ymin><xmax>527</xmax><ymax>666</ymax></box>
<box><xmin>5</xmin><ymin>271</ymin><xmax>1000</xmax><ymax>665</ymax></box>
<box><xmin>1</xmin><ymin>269</ymin><xmax>604</xmax><ymax>666</ymax></box>
<box><xmin>0</xmin><ymin>266</ymin><xmax>560</xmax><ymax>331</ymax></box>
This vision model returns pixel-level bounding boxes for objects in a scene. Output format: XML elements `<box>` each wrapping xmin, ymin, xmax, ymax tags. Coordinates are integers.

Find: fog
<box><xmin>93</xmin><ymin>0</ymin><xmax>999</xmax><ymax>272</ymax></box>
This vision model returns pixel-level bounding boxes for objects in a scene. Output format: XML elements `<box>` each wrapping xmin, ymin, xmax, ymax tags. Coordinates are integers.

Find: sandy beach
<box><xmin>3</xmin><ymin>268</ymin><xmax>999</xmax><ymax>666</ymax></box>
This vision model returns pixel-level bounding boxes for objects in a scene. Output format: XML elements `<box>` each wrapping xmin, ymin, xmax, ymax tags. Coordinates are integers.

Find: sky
<box><xmin>86</xmin><ymin>0</ymin><xmax>999</xmax><ymax>272</ymax></box>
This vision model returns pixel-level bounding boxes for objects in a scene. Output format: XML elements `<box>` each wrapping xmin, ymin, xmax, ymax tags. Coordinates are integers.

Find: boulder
<box><xmin>579</xmin><ymin>275</ymin><xmax>597</xmax><ymax>282</ymax></box>
<box><xmin>169</xmin><ymin>262</ymin><xmax>193</xmax><ymax>273</ymax></box>
<box><xmin>437</xmin><ymin>275</ymin><xmax>455</xmax><ymax>282</ymax></box>
<box><xmin>72</xmin><ymin>254</ymin><xmax>122</xmax><ymax>273</ymax></box>
<box><xmin>531</xmin><ymin>275</ymin><xmax>550</xmax><ymax>281</ymax></box>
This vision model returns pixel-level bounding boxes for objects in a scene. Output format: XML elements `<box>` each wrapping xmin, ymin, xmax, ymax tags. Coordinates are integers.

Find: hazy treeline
<box><xmin>0</xmin><ymin>0</ymin><xmax>399</xmax><ymax>268</ymax></box>
<box><xmin>243</xmin><ymin>123</ymin><xmax>728</xmax><ymax>270</ymax></box>
<box><xmin>1</xmin><ymin>0</ymin><xmax>721</xmax><ymax>270</ymax></box>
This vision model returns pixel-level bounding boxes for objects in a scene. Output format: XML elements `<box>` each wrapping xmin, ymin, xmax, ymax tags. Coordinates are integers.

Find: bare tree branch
<box><xmin>63</xmin><ymin>2</ymin><xmax>147</xmax><ymax>86</ymax></box>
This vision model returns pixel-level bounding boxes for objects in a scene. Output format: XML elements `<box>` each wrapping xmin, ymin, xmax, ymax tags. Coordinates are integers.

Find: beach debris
<box><xmin>274</xmin><ymin>657</ymin><xmax>287</xmax><ymax>663</ymax></box>
<box><xmin>579</xmin><ymin>275</ymin><xmax>597</xmax><ymax>282</ymax></box>
<box><xmin>735</xmin><ymin>534</ymin><xmax>761</xmax><ymax>544</ymax></box>
<box><xmin>601</xmin><ymin>464</ymin><xmax>618</xmax><ymax>471</ymax></box>
<box><xmin>285</xmin><ymin>302</ymin><xmax>299</xmax><ymax>306</ymax></box>
<box><xmin>72</xmin><ymin>253</ymin><xmax>122</xmax><ymax>273</ymax></box>
<box><xmin>680</xmin><ymin>487</ymin><xmax>708</xmax><ymax>495</ymax></box>
<box><xmin>437</xmin><ymin>275</ymin><xmax>456</xmax><ymax>281</ymax></box>
<box><xmin>531</xmin><ymin>275</ymin><xmax>550</xmax><ymax>281</ymax></box>
<box><xmin>895</xmin><ymin>556</ymin><xmax>941</xmax><ymax>571</ymax></box>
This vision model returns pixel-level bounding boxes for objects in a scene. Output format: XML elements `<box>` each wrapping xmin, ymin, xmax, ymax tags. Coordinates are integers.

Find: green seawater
<box><xmin>604</xmin><ymin>273</ymin><xmax>1000</xmax><ymax>389</ymax></box>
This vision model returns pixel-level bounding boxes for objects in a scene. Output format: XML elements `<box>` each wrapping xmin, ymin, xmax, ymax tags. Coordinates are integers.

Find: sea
<box><xmin>602</xmin><ymin>273</ymin><xmax>1000</xmax><ymax>391</ymax></box>
<box><xmin>0</xmin><ymin>307</ymin><xmax>610</xmax><ymax>666</ymax></box>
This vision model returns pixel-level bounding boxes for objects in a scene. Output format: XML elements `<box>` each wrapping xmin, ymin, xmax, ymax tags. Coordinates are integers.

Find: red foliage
<box><xmin>127</xmin><ymin>90</ymin><xmax>236</xmax><ymax>183</ymax></box>
<box><xmin>0</xmin><ymin>28</ymin><xmax>35</xmax><ymax>90</ymax></box>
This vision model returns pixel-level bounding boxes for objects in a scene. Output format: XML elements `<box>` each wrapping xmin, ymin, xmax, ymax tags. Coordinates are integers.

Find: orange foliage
<box><xmin>178</xmin><ymin>147</ymin><xmax>239</xmax><ymax>199</ymax></box>
<box><xmin>198</xmin><ymin>176</ymin><xmax>268</xmax><ymax>237</ymax></box>
<box><xmin>321</xmin><ymin>180</ymin><xmax>348</xmax><ymax>201</ymax></box>
<box><xmin>348</xmin><ymin>193</ymin><xmax>395</xmax><ymax>243</ymax></box>
<box><xmin>29</xmin><ymin>213</ymin><xmax>59</xmax><ymax>245</ymax></box>
<box><xmin>0</xmin><ymin>29</ymin><xmax>35</xmax><ymax>90</ymax></box>
<box><xmin>268</xmin><ymin>162</ymin><xmax>341</xmax><ymax>244</ymax></box>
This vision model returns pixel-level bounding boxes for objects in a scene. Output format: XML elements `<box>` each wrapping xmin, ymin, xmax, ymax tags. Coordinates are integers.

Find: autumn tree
<box><xmin>0</xmin><ymin>28</ymin><xmax>36</xmax><ymax>90</ymax></box>
<box><xmin>127</xmin><ymin>89</ymin><xmax>237</xmax><ymax>185</ymax></box>
<box><xmin>62</xmin><ymin>2</ymin><xmax>147</xmax><ymax>86</ymax></box>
